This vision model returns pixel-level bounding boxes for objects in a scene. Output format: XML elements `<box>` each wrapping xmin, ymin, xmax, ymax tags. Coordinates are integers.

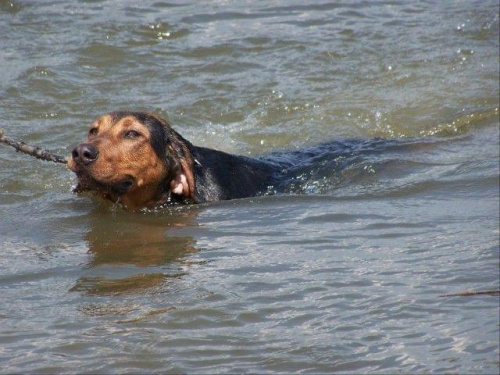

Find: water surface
<box><xmin>0</xmin><ymin>1</ymin><xmax>499</xmax><ymax>373</ymax></box>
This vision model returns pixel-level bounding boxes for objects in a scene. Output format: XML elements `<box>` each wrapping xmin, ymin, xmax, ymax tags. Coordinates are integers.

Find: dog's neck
<box><xmin>188</xmin><ymin>145</ymin><xmax>279</xmax><ymax>203</ymax></box>
<box><xmin>140</xmin><ymin>142</ymin><xmax>280</xmax><ymax>208</ymax></box>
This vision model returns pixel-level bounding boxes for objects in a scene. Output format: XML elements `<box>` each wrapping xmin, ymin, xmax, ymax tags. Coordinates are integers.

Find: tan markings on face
<box><xmin>73</xmin><ymin>114</ymin><xmax>168</xmax><ymax>209</ymax></box>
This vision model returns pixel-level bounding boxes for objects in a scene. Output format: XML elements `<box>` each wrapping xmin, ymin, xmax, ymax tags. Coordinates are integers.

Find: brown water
<box><xmin>0</xmin><ymin>1</ymin><xmax>499</xmax><ymax>373</ymax></box>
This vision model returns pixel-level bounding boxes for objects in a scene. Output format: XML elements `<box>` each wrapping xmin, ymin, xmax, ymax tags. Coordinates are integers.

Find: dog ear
<box><xmin>149</xmin><ymin>113</ymin><xmax>195</xmax><ymax>201</ymax></box>
<box><xmin>168</xmin><ymin>145</ymin><xmax>195</xmax><ymax>200</ymax></box>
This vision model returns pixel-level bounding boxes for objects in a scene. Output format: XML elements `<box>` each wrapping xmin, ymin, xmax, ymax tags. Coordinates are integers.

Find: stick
<box><xmin>0</xmin><ymin>129</ymin><xmax>68</xmax><ymax>164</ymax></box>
<box><xmin>439</xmin><ymin>290</ymin><xmax>500</xmax><ymax>297</ymax></box>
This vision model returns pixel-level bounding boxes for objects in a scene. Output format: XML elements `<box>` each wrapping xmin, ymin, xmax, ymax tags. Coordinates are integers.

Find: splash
<box><xmin>420</xmin><ymin>107</ymin><xmax>499</xmax><ymax>137</ymax></box>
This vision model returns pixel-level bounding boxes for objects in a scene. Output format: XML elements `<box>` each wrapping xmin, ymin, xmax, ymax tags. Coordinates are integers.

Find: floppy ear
<box><xmin>149</xmin><ymin>113</ymin><xmax>195</xmax><ymax>201</ymax></box>
<box><xmin>169</xmin><ymin>150</ymin><xmax>195</xmax><ymax>200</ymax></box>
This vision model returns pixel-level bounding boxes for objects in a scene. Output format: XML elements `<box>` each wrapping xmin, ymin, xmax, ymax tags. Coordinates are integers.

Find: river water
<box><xmin>0</xmin><ymin>1</ymin><xmax>499</xmax><ymax>373</ymax></box>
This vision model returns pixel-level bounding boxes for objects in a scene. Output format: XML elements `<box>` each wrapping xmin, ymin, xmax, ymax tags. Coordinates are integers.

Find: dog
<box><xmin>68</xmin><ymin>111</ymin><xmax>284</xmax><ymax>210</ymax></box>
<box><xmin>69</xmin><ymin>111</ymin><xmax>411</xmax><ymax>210</ymax></box>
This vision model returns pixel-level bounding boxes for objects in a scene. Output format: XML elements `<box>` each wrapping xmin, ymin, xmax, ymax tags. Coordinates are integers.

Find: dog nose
<box><xmin>72</xmin><ymin>143</ymin><xmax>99</xmax><ymax>165</ymax></box>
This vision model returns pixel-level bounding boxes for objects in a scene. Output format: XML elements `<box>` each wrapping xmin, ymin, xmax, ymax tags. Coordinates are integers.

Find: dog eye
<box><xmin>89</xmin><ymin>128</ymin><xmax>98</xmax><ymax>136</ymax></box>
<box><xmin>125</xmin><ymin>130</ymin><xmax>141</xmax><ymax>139</ymax></box>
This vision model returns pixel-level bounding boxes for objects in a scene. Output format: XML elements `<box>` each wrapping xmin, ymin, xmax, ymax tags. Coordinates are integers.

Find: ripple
<box><xmin>0</xmin><ymin>0</ymin><xmax>498</xmax><ymax>373</ymax></box>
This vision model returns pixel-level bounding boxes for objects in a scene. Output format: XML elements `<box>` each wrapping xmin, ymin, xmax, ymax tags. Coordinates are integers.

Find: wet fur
<box><xmin>68</xmin><ymin>112</ymin><xmax>280</xmax><ymax>210</ymax></box>
<box><xmin>69</xmin><ymin>111</ymin><xmax>417</xmax><ymax>210</ymax></box>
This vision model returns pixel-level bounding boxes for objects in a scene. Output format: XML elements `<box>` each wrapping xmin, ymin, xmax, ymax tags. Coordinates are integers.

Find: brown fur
<box><xmin>69</xmin><ymin>111</ymin><xmax>282</xmax><ymax>210</ymax></box>
<box><xmin>69</xmin><ymin>112</ymin><xmax>416</xmax><ymax>211</ymax></box>
<box><xmin>68</xmin><ymin>114</ymin><xmax>170</xmax><ymax>209</ymax></box>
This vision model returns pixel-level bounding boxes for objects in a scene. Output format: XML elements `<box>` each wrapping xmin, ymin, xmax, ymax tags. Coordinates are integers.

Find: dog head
<box><xmin>68</xmin><ymin>112</ymin><xmax>195</xmax><ymax>210</ymax></box>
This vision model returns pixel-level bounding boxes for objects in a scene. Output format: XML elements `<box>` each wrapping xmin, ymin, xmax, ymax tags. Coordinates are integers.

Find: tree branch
<box><xmin>0</xmin><ymin>129</ymin><xmax>68</xmax><ymax>164</ymax></box>
<box><xmin>439</xmin><ymin>290</ymin><xmax>500</xmax><ymax>297</ymax></box>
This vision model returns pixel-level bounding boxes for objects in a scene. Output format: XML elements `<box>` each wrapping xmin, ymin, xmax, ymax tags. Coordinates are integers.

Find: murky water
<box><xmin>1</xmin><ymin>1</ymin><xmax>499</xmax><ymax>373</ymax></box>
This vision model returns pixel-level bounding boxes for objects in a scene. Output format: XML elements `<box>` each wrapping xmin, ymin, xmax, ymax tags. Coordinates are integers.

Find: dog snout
<box><xmin>72</xmin><ymin>143</ymin><xmax>99</xmax><ymax>166</ymax></box>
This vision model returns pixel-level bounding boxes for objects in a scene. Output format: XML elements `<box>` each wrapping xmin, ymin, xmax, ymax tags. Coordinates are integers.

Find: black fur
<box><xmin>190</xmin><ymin>146</ymin><xmax>279</xmax><ymax>202</ymax></box>
<box><xmin>110</xmin><ymin>112</ymin><xmax>422</xmax><ymax>204</ymax></box>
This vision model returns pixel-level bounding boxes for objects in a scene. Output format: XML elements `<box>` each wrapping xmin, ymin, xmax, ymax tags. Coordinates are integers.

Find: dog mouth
<box><xmin>72</xmin><ymin>171</ymin><xmax>135</xmax><ymax>196</ymax></box>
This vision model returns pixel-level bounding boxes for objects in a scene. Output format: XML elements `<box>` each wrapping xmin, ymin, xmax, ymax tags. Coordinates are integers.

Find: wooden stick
<box><xmin>0</xmin><ymin>129</ymin><xmax>68</xmax><ymax>164</ymax></box>
<box><xmin>439</xmin><ymin>290</ymin><xmax>500</xmax><ymax>297</ymax></box>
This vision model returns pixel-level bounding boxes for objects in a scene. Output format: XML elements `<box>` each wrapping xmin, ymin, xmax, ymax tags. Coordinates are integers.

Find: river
<box><xmin>0</xmin><ymin>1</ymin><xmax>499</xmax><ymax>373</ymax></box>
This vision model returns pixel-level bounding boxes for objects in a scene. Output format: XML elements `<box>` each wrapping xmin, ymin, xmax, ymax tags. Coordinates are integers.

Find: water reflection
<box><xmin>71</xmin><ymin>204</ymin><xmax>202</xmax><ymax>296</ymax></box>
